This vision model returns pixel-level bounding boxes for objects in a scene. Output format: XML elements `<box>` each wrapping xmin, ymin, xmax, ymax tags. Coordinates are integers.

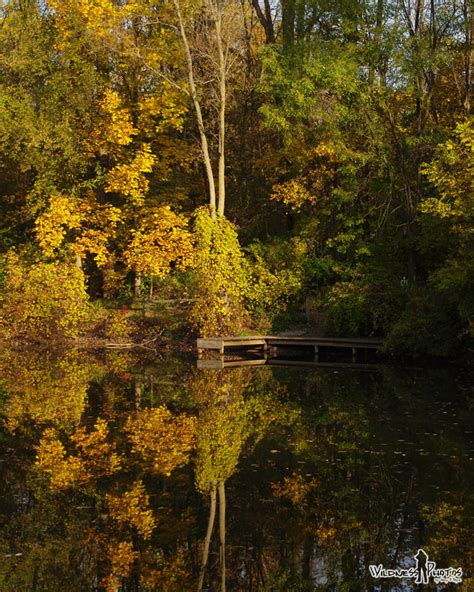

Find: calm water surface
<box><xmin>0</xmin><ymin>350</ymin><xmax>472</xmax><ymax>591</ymax></box>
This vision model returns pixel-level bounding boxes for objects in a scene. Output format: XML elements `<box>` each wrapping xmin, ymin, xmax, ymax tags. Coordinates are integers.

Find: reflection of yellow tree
<box><xmin>189</xmin><ymin>368</ymin><xmax>298</xmax><ymax>592</ymax></box>
<box><xmin>34</xmin><ymin>403</ymin><xmax>197</xmax><ymax>591</ymax></box>
<box><xmin>36</xmin><ymin>419</ymin><xmax>122</xmax><ymax>489</ymax></box>
<box><xmin>125</xmin><ymin>406</ymin><xmax>196</xmax><ymax>475</ymax></box>
<box><xmin>0</xmin><ymin>350</ymin><xmax>102</xmax><ymax>431</ymax></box>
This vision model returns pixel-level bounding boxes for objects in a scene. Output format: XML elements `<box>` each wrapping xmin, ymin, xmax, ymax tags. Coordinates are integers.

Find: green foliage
<box><xmin>258</xmin><ymin>42</ymin><xmax>359</xmax><ymax>140</ymax></box>
<box><xmin>324</xmin><ymin>282</ymin><xmax>374</xmax><ymax>337</ymax></box>
<box><xmin>188</xmin><ymin>208</ymin><xmax>250</xmax><ymax>336</ymax></box>
<box><xmin>384</xmin><ymin>291</ymin><xmax>465</xmax><ymax>356</ymax></box>
<box><xmin>0</xmin><ymin>252</ymin><xmax>91</xmax><ymax>341</ymax></box>
<box><xmin>244</xmin><ymin>238</ymin><xmax>306</xmax><ymax>331</ymax></box>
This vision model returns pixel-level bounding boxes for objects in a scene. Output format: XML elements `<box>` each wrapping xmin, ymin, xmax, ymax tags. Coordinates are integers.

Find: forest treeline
<box><xmin>0</xmin><ymin>0</ymin><xmax>472</xmax><ymax>355</ymax></box>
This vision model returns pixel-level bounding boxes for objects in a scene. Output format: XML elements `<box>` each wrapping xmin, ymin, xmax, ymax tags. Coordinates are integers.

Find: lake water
<box><xmin>0</xmin><ymin>350</ymin><xmax>472</xmax><ymax>591</ymax></box>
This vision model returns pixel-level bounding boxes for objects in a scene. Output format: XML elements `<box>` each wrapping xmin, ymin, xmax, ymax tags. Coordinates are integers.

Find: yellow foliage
<box><xmin>189</xmin><ymin>209</ymin><xmax>250</xmax><ymax>336</ymax></box>
<box><xmin>35</xmin><ymin>419</ymin><xmax>122</xmax><ymax>490</ymax></box>
<box><xmin>35</xmin><ymin>193</ymin><xmax>121</xmax><ymax>267</ymax></box>
<box><xmin>105</xmin><ymin>145</ymin><xmax>155</xmax><ymax>205</ymax></box>
<box><xmin>85</xmin><ymin>89</ymin><xmax>137</xmax><ymax>155</ymax></box>
<box><xmin>421</xmin><ymin>118</ymin><xmax>473</xmax><ymax>229</ymax></box>
<box><xmin>0</xmin><ymin>253</ymin><xmax>90</xmax><ymax>340</ymax></box>
<box><xmin>140</xmin><ymin>551</ymin><xmax>191</xmax><ymax>591</ymax></box>
<box><xmin>272</xmin><ymin>470</ymin><xmax>316</xmax><ymax>507</ymax></box>
<box><xmin>107</xmin><ymin>481</ymin><xmax>156</xmax><ymax>539</ymax></box>
<box><xmin>1</xmin><ymin>350</ymin><xmax>95</xmax><ymax>431</ymax></box>
<box><xmin>139</xmin><ymin>89</ymin><xmax>188</xmax><ymax>134</ymax></box>
<box><xmin>271</xmin><ymin>178</ymin><xmax>315</xmax><ymax>212</ymax></box>
<box><xmin>270</xmin><ymin>141</ymin><xmax>343</xmax><ymax>212</ymax></box>
<box><xmin>123</xmin><ymin>206</ymin><xmax>194</xmax><ymax>276</ymax></box>
<box><xmin>71</xmin><ymin>418</ymin><xmax>122</xmax><ymax>477</ymax></box>
<box><xmin>35</xmin><ymin>194</ymin><xmax>82</xmax><ymax>257</ymax></box>
<box><xmin>36</xmin><ymin>428</ymin><xmax>86</xmax><ymax>490</ymax></box>
<box><xmin>101</xmin><ymin>540</ymin><xmax>137</xmax><ymax>592</ymax></box>
<box><xmin>125</xmin><ymin>406</ymin><xmax>196</xmax><ymax>476</ymax></box>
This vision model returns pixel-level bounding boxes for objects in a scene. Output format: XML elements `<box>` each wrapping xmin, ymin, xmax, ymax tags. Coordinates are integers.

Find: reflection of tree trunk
<box><xmin>218</xmin><ymin>481</ymin><xmax>226</xmax><ymax>592</ymax></box>
<box><xmin>135</xmin><ymin>379</ymin><xmax>142</xmax><ymax>410</ymax></box>
<box><xmin>198</xmin><ymin>484</ymin><xmax>217</xmax><ymax>592</ymax></box>
<box><xmin>134</xmin><ymin>271</ymin><xmax>142</xmax><ymax>297</ymax></box>
<box><xmin>302</xmin><ymin>534</ymin><xmax>313</xmax><ymax>581</ymax></box>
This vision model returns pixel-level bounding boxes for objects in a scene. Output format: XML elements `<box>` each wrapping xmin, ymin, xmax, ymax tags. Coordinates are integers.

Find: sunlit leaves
<box><xmin>105</xmin><ymin>146</ymin><xmax>155</xmax><ymax>205</ymax></box>
<box><xmin>85</xmin><ymin>90</ymin><xmax>137</xmax><ymax>155</ymax></box>
<box><xmin>35</xmin><ymin>194</ymin><xmax>82</xmax><ymax>257</ymax></box>
<box><xmin>0</xmin><ymin>253</ymin><xmax>90</xmax><ymax>340</ymax></box>
<box><xmin>107</xmin><ymin>481</ymin><xmax>156</xmax><ymax>539</ymax></box>
<box><xmin>35</xmin><ymin>428</ymin><xmax>85</xmax><ymax>489</ymax></box>
<box><xmin>123</xmin><ymin>206</ymin><xmax>194</xmax><ymax>277</ymax></box>
<box><xmin>101</xmin><ymin>540</ymin><xmax>138</xmax><ymax>592</ymax></box>
<box><xmin>421</xmin><ymin>119</ymin><xmax>473</xmax><ymax>225</ymax></box>
<box><xmin>189</xmin><ymin>208</ymin><xmax>250</xmax><ymax>336</ymax></box>
<box><xmin>125</xmin><ymin>406</ymin><xmax>196</xmax><ymax>476</ymax></box>
<box><xmin>36</xmin><ymin>419</ymin><xmax>122</xmax><ymax>489</ymax></box>
<box><xmin>0</xmin><ymin>349</ymin><xmax>97</xmax><ymax>431</ymax></box>
<box><xmin>35</xmin><ymin>193</ymin><xmax>121</xmax><ymax>266</ymax></box>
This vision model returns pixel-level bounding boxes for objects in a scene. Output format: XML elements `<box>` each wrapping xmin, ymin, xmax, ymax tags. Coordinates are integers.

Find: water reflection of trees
<box><xmin>0</xmin><ymin>353</ymin><xmax>472</xmax><ymax>590</ymax></box>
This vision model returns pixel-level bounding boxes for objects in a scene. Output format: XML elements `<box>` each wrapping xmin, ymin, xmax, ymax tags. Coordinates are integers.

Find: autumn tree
<box><xmin>172</xmin><ymin>0</ymin><xmax>248</xmax><ymax>216</ymax></box>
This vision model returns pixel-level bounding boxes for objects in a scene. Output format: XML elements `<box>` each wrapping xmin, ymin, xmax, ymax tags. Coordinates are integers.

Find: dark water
<box><xmin>0</xmin><ymin>350</ymin><xmax>472</xmax><ymax>591</ymax></box>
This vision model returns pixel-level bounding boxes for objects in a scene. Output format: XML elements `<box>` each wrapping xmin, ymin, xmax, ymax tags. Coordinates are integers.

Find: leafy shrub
<box><xmin>0</xmin><ymin>252</ymin><xmax>91</xmax><ymax>341</ymax></box>
<box><xmin>384</xmin><ymin>292</ymin><xmax>465</xmax><ymax>356</ymax></box>
<box><xmin>323</xmin><ymin>281</ymin><xmax>373</xmax><ymax>337</ymax></box>
<box><xmin>188</xmin><ymin>209</ymin><xmax>250</xmax><ymax>336</ymax></box>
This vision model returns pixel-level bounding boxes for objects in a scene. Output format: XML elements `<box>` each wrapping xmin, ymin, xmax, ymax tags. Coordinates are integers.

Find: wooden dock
<box><xmin>197</xmin><ymin>335</ymin><xmax>383</xmax><ymax>362</ymax></box>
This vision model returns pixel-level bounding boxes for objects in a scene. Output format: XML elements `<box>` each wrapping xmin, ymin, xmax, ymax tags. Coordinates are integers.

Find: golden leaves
<box><xmin>70</xmin><ymin>418</ymin><xmax>122</xmax><ymax>477</ymax></box>
<box><xmin>35</xmin><ymin>428</ymin><xmax>85</xmax><ymax>490</ymax></box>
<box><xmin>0</xmin><ymin>254</ymin><xmax>90</xmax><ymax>340</ymax></box>
<box><xmin>107</xmin><ymin>481</ymin><xmax>156</xmax><ymax>539</ymax></box>
<box><xmin>125</xmin><ymin>406</ymin><xmax>196</xmax><ymax>476</ymax></box>
<box><xmin>123</xmin><ymin>206</ymin><xmax>194</xmax><ymax>276</ymax></box>
<box><xmin>271</xmin><ymin>178</ymin><xmax>315</xmax><ymax>212</ymax></box>
<box><xmin>101</xmin><ymin>540</ymin><xmax>138</xmax><ymax>592</ymax></box>
<box><xmin>272</xmin><ymin>470</ymin><xmax>315</xmax><ymax>507</ymax></box>
<box><xmin>35</xmin><ymin>419</ymin><xmax>122</xmax><ymax>490</ymax></box>
<box><xmin>35</xmin><ymin>192</ymin><xmax>121</xmax><ymax>267</ymax></box>
<box><xmin>105</xmin><ymin>145</ymin><xmax>155</xmax><ymax>204</ymax></box>
<box><xmin>1</xmin><ymin>349</ymin><xmax>94</xmax><ymax>431</ymax></box>
<box><xmin>85</xmin><ymin>90</ymin><xmax>137</xmax><ymax>156</ymax></box>
<box><xmin>35</xmin><ymin>194</ymin><xmax>82</xmax><ymax>257</ymax></box>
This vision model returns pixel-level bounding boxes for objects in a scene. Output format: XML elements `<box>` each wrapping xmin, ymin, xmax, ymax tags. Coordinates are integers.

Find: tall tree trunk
<box><xmin>251</xmin><ymin>0</ymin><xmax>275</xmax><ymax>43</ymax></box>
<box><xmin>213</xmin><ymin>1</ymin><xmax>226</xmax><ymax>216</ymax></box>
<box><xmin>282</xmin><ymin>0</ymin><xmax>295</xmax><ymax>47</ymax></box>
<box><xmin>462</xmin><ymin>0</ymin><xmax>472</xmax><ymax>112</ymax></box>
<box><xmin>173</xmin><ymin>0</ymin><xmax>217</xmax><ymax>217</ymax></box>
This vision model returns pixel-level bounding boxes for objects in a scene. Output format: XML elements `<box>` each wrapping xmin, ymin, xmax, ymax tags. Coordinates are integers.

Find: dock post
<box><xmin>219</xmin><ymin>343</ymin><xmax>225</xmax><ymax>357</ymax></box>
<box><xmin>198</xmin><ymin>348</ymin><xmax>203</xmax><ymax>359</ymax></box>
<box><xmin>352</xmin><ymin>347</ymin><xmax>357</xmax><ymax>362</ymax></box>
<box><xmin>263</xmin><ymin>340</ymin><xmax>268</xmax><ymax>360</ymax></box>
<box><xmin>314</xmin><ymin>345</ymin><xmax>319</xmax><ymax>361</ymax></box>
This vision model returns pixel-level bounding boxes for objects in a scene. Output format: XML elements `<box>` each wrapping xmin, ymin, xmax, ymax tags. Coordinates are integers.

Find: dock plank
<box><xmin>197</xmin><ymin>334</ymin><xmax>384</xmax><ymax>358</ymax></box>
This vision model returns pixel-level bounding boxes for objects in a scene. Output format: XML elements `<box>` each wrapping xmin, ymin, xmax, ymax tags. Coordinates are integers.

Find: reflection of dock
<box><xmin>197</xmin><ymin>357</ymin><xmax>382</xmax><ymax>370</ymax></box>
<box><xmin>197</xmin><ymin>335</ymin><xmax>383</xmax><ymax>363</ymax></box>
